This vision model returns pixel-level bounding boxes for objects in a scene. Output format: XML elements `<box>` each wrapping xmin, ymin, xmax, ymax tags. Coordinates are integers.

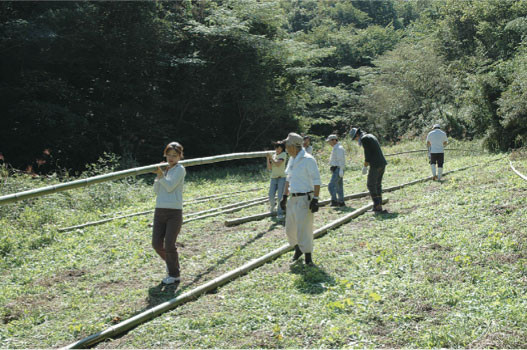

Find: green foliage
<box><xmin>3</xmin><ymin>141</ymin><xmax>527</xmax><ymax>348</ymax></box>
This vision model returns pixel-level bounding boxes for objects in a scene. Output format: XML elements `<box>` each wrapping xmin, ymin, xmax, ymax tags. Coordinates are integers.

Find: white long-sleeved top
<box><xmin>329</xmin><ymin>142</ymin><xmax>346</xmax><ymax>169</ymax></box>
<box><xmin>285</xmin><ymin>149</ymin><xmax>321</xmax><ymax>194</ymax></box>
<box><xmin>426</xmin><ymin>129</ymin><xmax>448</xmax><ymax>153</ymax></box>
<box><xmin>153</xmin><ymin>163</ymin><xmax>186</xmax><ymax>209</ymax></box>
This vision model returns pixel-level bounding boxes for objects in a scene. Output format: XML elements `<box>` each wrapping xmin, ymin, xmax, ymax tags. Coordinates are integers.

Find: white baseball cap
<box><xmin>283</xmin><ymin>132</ymin><xmax>303</xmax><ymax>147</ymax></box>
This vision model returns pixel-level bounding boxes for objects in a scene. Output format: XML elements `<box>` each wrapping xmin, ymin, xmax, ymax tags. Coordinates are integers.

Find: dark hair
<box><xmin>303</xmin><ymin>135</ymin><xmax>311</xmax><ymax>140</ymax></box>
<box><xmin>163</xmin><ymin>141</ymin><xmax>184</xmax><ymax>159</ymax></box>
<box><xmin>272</xmin><ymin>141</ymin><xmax>285</xmax><ymax>151</ymax></box>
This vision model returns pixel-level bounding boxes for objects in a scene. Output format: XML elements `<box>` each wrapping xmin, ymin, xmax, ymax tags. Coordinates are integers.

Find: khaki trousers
<box><xmin>285</xmin><ymin>195</ymin><xmax>314</xmax><ymax>253</ymax></box>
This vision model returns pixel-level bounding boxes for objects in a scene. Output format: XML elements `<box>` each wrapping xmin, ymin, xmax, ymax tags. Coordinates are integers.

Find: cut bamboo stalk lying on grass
<box><xmin>384</xmin><ymin>149</ymin><xmax>428</xmax><ymax>157</ymax></box>
<box><xmin>58</xmin><ymin>196</ymin><xmax>269</xmax><ymax>232</ymax></box>
<box><xmin>510</xmin><ymin>160</ymin><xmax>527</xmax><ymax>181</ymax></box>
<box><xmin>63</xmin><ymin>199</ymin><xmax>386</xmax><ymax>350</ymax></box>
<box><xmin>224</xmin><ymin>161</ymin><xmax>493</xmax><ymax>227</ymax></box>
<box><xmin>0</xmin><ymin>151</ymin><xmax>273</xmax><ymax>206</ymax></box>
<box><xmin>182</xmin><ymin>198</ymin><xmax>268</xmax><ymax>224</ymax></box>
<box><xmin>100</xmin><ymin>187</ymin><xmax>263</xmax><ymax>218</ymax></box>
<box><xmin>384</xmin><ymin>148</ymin><xmax>477</xmax><ymax>157</ymax></box>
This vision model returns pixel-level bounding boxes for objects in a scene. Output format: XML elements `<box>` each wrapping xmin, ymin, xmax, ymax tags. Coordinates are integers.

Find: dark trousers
<box><xmin>152</xmin><ymin>208</ymin><xmax>182</xmax><ymax>278</ymax></box>
<box><xmin>430</xmin><ymin>153</ymin><xmax>444</xmax><ymax>167</ymax></box>
<box><xmin>367</xmin><ymin>166</ymin><xmax>385</xmax><ymax>207</ymax></box>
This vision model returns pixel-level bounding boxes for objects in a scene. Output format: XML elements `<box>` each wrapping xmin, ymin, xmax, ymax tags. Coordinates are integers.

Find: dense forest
<box><xmin>1</xmin><ymin>0</ymin><xmax>526</xmax><ymax>172</ymax></box>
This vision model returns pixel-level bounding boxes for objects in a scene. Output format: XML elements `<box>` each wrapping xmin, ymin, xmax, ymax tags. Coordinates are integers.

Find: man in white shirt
<box><xmin>326</xmin><ymin>134</ymin><xmax>346</xmax><ymax>207</ymax></box>
<box><xmin>426</xmin><ymin>124</ymin><xmax>448</xmax><ymax>181</ymax></box>
<box><xmin>280</xmin><ymin>132</ymin><xmax>321</xmax><ymax>266</ymax></box>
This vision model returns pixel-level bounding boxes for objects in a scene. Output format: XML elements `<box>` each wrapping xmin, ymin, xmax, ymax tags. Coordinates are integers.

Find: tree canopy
<box><xmin>1</xmin><ymin>0</ymin><xmax>526</xmax><ymax>172</ymax></box>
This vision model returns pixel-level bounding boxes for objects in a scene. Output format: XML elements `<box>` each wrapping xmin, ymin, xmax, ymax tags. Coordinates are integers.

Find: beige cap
<box><xmin>326</xmin><ymin>134</ymin><xmax>338</xmax><ymax>141</ymax></box>
<box><xmin>283</xmin><ymin>132</ymin><xmax>303</xmax><ymax>147</ymax></box>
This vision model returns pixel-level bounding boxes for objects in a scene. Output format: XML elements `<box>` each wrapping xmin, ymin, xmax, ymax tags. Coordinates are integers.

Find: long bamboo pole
<box><xmin>510</xmin><ymin>160</ymin><xmax>527</xmax><ymax>181</ymax></box>
<box><xmin>100</xmin><ymin>187</ymin><xmax>262</xmax><ymax>218</ymax></box>
<box><xmin>0</xmin><ymin>151</ymin><xmax>273</xmax><ymax>206</ymax></box>
<box><xmin>58</xmin><ymin>196</ymin><xmax>269</xmax><ymax>232</ymax></box>
<box><xmin>384</xmin><ymin>148</ymin><xmax>476</xmax><ymax>157</ymax></box>
<box><xmin>62</xmin><ymin>199</ymin><xmax>386</xmax><ymax>350</ymax></box>
<box><xmin>224</xmin><ymin>160</ymin><xmax>493</xmax><ymax>227</ymax></box>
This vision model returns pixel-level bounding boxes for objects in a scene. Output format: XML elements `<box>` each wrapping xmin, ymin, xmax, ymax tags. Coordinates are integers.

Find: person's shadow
<box><xmin>290</xmin><ymin>263</ymin><xmax>336</xmax><ymax>295</ymax></box>
<box><xmin>373</xmin><ymin>211</ymin><xmax>399</xmax><ymax>220</ymax></box>
<box><xmin>146</xmin><ymin>282</ymin><xmax>182</xmax><ymax>308</ymax></box>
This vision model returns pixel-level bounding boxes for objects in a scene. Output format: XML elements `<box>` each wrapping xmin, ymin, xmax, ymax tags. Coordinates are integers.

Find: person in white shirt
<box><xmin>326</xmin><ymin>134</ymin><xmax>346</xmax><ymax>207</ymax></box>
<box><xmin>266</xmin><ymin>141</ymin><xmax>287</xmax><ymax>219</ymax></box>
<box><xmin>303</xmin><ymin>135</ymin><xmax>313</xmax><ymax>155</ymax></box>
<box><xmin>152</xmin><ymin>142</ymin><xmax>186</xmax><ymax>285</ymax></box>
<box><xmin>426</xmin><ymin>124</ymin><xmax>448</xmax><ymax>181</ymax></box>
<box><xmin>279</xmin><ymin>132</ymin><xmax>321</xmax><ymax>266</ymax></box>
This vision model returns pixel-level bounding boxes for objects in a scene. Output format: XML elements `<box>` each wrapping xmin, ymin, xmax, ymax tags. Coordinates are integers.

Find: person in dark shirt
<box><xmin>349</xmin><ymin>128</ymin><xmax>387</xmax><ymax>213</ymax></box>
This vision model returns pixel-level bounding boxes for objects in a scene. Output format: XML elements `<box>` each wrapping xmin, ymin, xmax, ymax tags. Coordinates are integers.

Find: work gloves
<box><xmin>280</xmin><ymin>194</ymin><xmax>288</xmax><ymax>211</ymax></box>
<box><xmin>339</xmin><ymin>168</ymin><xmax>344</xmax><ymax>178</ymax></box>
<box><xmin>309</xmin><ymin>197</ymin><xmax>319</xmax><ymax>213</ymax></box>
<box><xmin>362</xmin><ymin>166</ymin><xmax>368</xmax><ymax>175</ymax></box>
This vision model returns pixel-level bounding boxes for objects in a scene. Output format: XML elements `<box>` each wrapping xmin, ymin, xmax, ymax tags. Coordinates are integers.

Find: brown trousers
<box><xmin>152</xmin><ymin>208</ymin><xmax>182</xmax><ymax>278</ymax></box>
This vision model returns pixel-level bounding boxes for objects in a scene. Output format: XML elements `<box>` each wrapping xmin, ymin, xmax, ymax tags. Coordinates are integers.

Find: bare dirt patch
<box><xmin>36</xmin><ymin>268</ymin><xmax>86</xmax><ymax>287</ymax></box>
<box><xmin>2</xmin><ymin>294</ymin><xmax>55</xmax><ymax>324</ymax></box>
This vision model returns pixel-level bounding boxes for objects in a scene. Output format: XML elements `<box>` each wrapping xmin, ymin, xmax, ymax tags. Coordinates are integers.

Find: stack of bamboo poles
<box><xmin>0</xmin><ymin>151</ymin><xmax>273</xmax><ymax>206</ymax></box>
<box><xmin>62</xmin><ymin>199</ymin><xmax>387</xmax><ymax>350</ymax></box>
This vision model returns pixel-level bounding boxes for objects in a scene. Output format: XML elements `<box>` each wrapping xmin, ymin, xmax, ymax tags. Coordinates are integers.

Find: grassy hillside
<box><xmin>1</xmin><ymin>140</ymin><xmax>526</xmax><ymax>348</ymax></box>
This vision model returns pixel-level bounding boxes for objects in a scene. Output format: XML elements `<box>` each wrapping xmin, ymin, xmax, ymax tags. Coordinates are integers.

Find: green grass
<box><xmin>1</xmin><ymin>140</ymin><xmax>526</xmax><ymax>348</ymax></box>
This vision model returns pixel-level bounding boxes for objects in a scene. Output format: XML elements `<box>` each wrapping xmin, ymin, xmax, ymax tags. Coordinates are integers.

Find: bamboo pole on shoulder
<box><xmin>62</xmin><ymin>199</ymin><xmax>386</xmax><ymax>350</ymax></box>
<box><xmin>0</xmin><ymin>151</ymin><xmax>272</xmax><ymax>206</ymax></box>
<box><xmin>510</xmin><ymin>160</ymin><xmax>527</xmax><ymax>181</ymax></box>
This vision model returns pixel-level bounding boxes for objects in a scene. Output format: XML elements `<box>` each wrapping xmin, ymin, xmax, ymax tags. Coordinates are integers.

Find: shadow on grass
<box><xmin>332</xmin><ymin>205</ymin><xmax>357</xmax><ymax>212</ymax></box>
<box><xmin>373</xmin><ymin>211</ymin><xmax>399</xmax><ymax>220</ymax></box>
<box><xmin>184</xmin><ymin>228</ymin><xmax>272</xmax><ymax>288</ymax></box>
<box><xmin>290</xmin><ymin>263</ymin><xmax>336</xmax><ymax>295</ymax></box>
<box><xmin>146</xmin><ymin>282</ymin><xmax>182</xmax><ymax>308</ymax></box>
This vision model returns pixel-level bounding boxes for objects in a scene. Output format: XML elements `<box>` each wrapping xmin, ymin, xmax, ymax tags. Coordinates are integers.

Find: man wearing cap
<box><xmin>426</xmin><ymin>124</ymin><xmax>448</xmax><ymax>181</ymax></box>
<box><xmin>303</xmin><ymin>135</ymin><xmax>313</xmax><ymax>155</ymax></box>
<box><xmin>280</xmin><ymin>132</ymin><xmax>321</xmax><ymax>266</ymax></box>
<box><xmin>349</xmin><ymin>127</ymin><xmax>387</xmax><ymax>213</ymax></box>
<box><xmin>326</xmin><ymin>134</ymin><xmax>346</xmax><ymax>207</ymax></box>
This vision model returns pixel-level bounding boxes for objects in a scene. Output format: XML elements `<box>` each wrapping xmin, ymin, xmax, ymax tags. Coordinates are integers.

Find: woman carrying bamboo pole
<box><xmin>266</xmin><ymin>141</ymin><xmax>287</xmax><ymax>219</ymax></box>
<box><xmin>152</xmin><ymin>142</ymin><xmax>186</xmax><ymax>285</ymax></box>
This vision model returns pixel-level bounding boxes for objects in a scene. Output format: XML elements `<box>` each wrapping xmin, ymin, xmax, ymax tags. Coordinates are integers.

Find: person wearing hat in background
<box><xmin>349</xmin><ymin>127</ymin><xmax>387</xmax><ymax>213</ymax></box>
<box><xmin>426</xmin><ymin>124</ymin><xmax>448</xmax><ymax>181</ymax></box>
<box><xmin>303</xmin><ymin>135</ymin><xmax>313</xmax><ymax>155</ymax></box>
<box><xmin>280</xmin><ymin>132</ymin><xmax>321</xmax><ymax>266</ymax></box>
<box><xmin>266</xmin><ymin>141</ymin><xmax>287</xmax><ymax>219</ymax></box>
<box><xmin>326</xmin><ymin>134</ymin><xmax>346</xmax><ymax>207</ymax></box>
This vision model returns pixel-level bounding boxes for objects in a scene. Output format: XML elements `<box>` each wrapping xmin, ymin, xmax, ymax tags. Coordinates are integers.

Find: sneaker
<box><xmin>432</xmin><ymin>176</ymin><xmax>438</xmax><ymax>181</ymax></box>
<box><xmin>277</xmin><ymin>213</ymin><xmax>285</xmax><ymax>220</ymax></box>
<box><xmin>338</xmin><ymin>201</ymin><xmax>346</xmax><ymax>207</ymax></box>
<box><xmin>330</xmin><ymin>200</ymin><xmax>339</xmax><ymax>207</ymax></box>
<box><xmin>162</xmin><ymin>276</ymin><xmax>180</xmax><ymax>284</ymax></box>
